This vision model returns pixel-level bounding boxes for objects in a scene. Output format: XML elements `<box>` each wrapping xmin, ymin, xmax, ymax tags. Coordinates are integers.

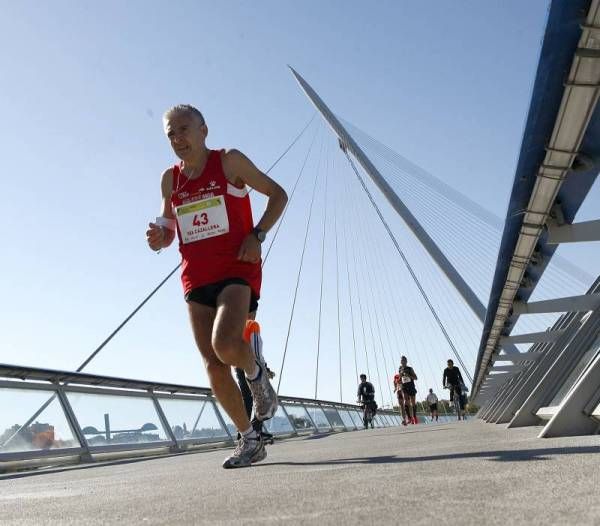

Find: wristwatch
<box><xmin>252</xmin><ymin>227</ymin><xmax>266</xmax><ymax>243</ymax></box>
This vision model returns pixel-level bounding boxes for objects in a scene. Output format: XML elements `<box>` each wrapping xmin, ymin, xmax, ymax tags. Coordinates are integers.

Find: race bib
<box><xmin>175</xmin><ymin>196</ymin><xmax>229</xmax><ymax>244</ymax></box>
<box><xmin>401</xmin><ymin>376</ymin><xmax>411</xmax><ymax>384</ymax></box>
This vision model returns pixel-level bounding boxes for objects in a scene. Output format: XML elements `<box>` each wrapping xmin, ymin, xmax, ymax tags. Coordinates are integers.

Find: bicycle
<box><xmin>359</xmin><ymin>400</ymin><xmax>375</xmax><ymax>429</ymax></box>
<box><xmin>444</xmin><ymin>385</ymin><xmax>462</xmax><ymax>420</ymax></box>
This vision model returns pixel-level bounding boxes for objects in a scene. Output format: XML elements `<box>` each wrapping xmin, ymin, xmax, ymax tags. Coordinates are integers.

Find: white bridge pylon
<box><xmin>289</xmin><ymin>66</ymin><xmax>487</xmax><ymax>323</ymax></box>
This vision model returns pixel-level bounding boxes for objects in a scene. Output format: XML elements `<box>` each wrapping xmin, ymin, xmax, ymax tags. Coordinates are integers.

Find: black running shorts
<box><xmin>402</xmin><ymin>383</ymin><xmax>417</xmax><ymax>397</ymax></box>
<box><xmin>185</xmin><ymin>277</ymin><xmax>259</xmax><ymax>313</ymax></box>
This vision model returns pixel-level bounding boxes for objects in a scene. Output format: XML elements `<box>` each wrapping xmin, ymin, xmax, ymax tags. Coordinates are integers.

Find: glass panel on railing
<box><xmin>353</xmin><ymin>410</ymin><xmax>365</xmax><ymax>428</ymax></box>
<box><xmin>66</xmin><ymin>392</ymin><xmax>169</xmax><ymax>446</ymax></box>
<box><xmin>0</xmin><ymin>388</ymin><xmax>79</xmax><ymax>454</ymax></box>
<box><xmin>372</xmin><ymin>415</ymin><xmax>382</xmax><ymax>428</ymax></box>
<box><xmin>263</xmin><ymin>407</ymin><xmax>294</xmax><ymax>434</ymax></box>
<box><xmin>283</xmin><ymin>404</ymin><xmax>315</xmax><ymax>431</ymax></box>
<box><xmin>158</xmin><ymin>398</ymin><xmax>229</xmax><ymax>442</ymax></box>
<box><xmin>214</xmin><ymin>402</ymin><xmax>237</xmax><ymax>438</ymax></box>
<box><xmin>305</xmin><ymin>406</ymin><xmax>331</xmax><ymax>430</ymax></box>
<box><xmin>338</xmin><ymin>409</ymin><xmax>357</xmax><ymax>430</ymax></box>
<box><xmin>322</xmin><ymin>407</ymin><xmax>345</xmax><ymax>429</ymax></box>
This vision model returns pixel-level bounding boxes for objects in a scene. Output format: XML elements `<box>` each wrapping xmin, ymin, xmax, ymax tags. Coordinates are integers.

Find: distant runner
<box><xmin>398</xmin><ymin>356</ymin><xmax>418</xmax><ymax>424</ymax></box>
<box><xmin>146</xmin><ymin>104</ymin><xmax>288</xmax><ymax>468</ymax></box>
<box><xmin>426</xmin><ymin>388</ymin><xmax>439</xmax><ymax>422</ymax></box>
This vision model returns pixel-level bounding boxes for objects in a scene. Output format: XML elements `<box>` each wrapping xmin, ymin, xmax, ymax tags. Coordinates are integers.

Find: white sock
<box><xmin>241</xmin><ymin>426</ymin><xmax>257</xmax><ymax>439</ymax></box>
<box><xmin>245</xmin><ymin>361</ymin><xmax>261</xmax><ymax>382</ymax></box>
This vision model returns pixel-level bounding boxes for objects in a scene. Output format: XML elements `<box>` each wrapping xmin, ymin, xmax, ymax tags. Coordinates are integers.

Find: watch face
<box><xmin>257</xmin><ymin>230</ymin><xmax>266</xmax><ymax>242</ymax></box>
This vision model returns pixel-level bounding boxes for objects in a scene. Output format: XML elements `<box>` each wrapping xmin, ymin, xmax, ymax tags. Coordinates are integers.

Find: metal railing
<box><xmin>0</xmin><ymin>364</ymin><xmax>403</xmax><ymax>465</ymax></box>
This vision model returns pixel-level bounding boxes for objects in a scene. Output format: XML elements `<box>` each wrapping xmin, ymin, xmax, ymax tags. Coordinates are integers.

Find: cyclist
<box><xmin>398</xmin><ymin>356</ymin><xmax>418</xmax><ymax>424</ymax></box>
<box><xmin>443</xmin><ymin>359</ymin><xmax>465</xmax><ymax>420</ymax></box>
<box><xmin>357</xmin><ymin>374</ymin><xmax>377</xmax><ymax>429</ymax></box>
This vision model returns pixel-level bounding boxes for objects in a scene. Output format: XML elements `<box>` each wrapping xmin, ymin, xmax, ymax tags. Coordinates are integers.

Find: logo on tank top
<box><xmin>209</xmin><ymin>180</ymin><xmax>217</xmax><ymax>188</ymax></box>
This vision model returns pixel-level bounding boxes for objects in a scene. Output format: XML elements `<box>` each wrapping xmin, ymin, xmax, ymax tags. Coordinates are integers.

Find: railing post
<box><xmin>301</xmin><ymin>404</ymin><xmax>319</xmax><ymax>433</ymax></box>
<box><xmin>211</xmin><ymin>400</ymin><xmax>235</xmax><ymax>444</ymax></box>
<box><xmin>279</xmin><ymin>404</ymin><xmax>299</xmax><ymax>437</ymax></box>
<box><xmin>149</xmin><ymin>392</ymin><xmax>181</xmax><ymax>453</ymax></box>
<box><xmin>55</xmin><ymin>386</ymin><xmax>93</xmax><ymax>463</ymax></box>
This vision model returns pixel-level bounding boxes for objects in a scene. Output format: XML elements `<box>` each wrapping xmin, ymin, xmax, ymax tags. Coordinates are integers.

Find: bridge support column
<box><xmin>539</xmin><ymin>351</ymin><xmax>600</xmax><ymax>437</ymax></box>
<box><xmin>510</xmin><ymin>306</ymin><xmax>600</xmax><ymax>428</ymax></box>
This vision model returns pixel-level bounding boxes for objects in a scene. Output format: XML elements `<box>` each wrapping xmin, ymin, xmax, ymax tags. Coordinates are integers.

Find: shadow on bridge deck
<box><xmin>1</xmin><ymin>420</ymin><xmax>598</xmax><ymax>525</ymax></box>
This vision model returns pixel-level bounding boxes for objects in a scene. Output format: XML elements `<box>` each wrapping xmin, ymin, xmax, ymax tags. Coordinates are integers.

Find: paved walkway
<box><xmin>1</xmin><ymin>420</ymin><xmax>599</xmax><ymax>525</ymax></box>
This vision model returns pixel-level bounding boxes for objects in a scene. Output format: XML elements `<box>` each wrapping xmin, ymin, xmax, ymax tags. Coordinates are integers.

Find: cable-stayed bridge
<box><xmin>1</xmin><ymin>0</ymin><xmax>599</xmax><ymax>523</ymax></box>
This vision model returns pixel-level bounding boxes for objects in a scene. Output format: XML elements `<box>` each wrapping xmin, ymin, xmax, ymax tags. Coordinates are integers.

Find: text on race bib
<box><xmin>176</xmin><ymin>196</ymin><xmax>229</xmax><ymax>244</ymax></box>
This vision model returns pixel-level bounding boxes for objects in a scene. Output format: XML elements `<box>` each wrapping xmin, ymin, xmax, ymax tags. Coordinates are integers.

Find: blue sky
<box><xmin>2</xmin><ymin>0</ymin><xmax>597</xmax><ymax>422</ymax></box>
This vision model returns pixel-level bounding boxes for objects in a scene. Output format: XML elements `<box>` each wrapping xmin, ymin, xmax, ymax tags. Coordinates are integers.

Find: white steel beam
<box><xmin>547</xmin><ymin>218</ymin><xmax>600</xmax><ymax>244</ymax></box>
<box><xmin>493</xmin><ymin>352</ymin><xmax>543</xmax><ymax>363</ymax></box>
<box><xmin>500</xmin><ymin>331</ymin><xmax>563</xmax><ymax>345</ymax></box>
<box><xmin>513</xmin><ymin>294</ymin><xmax>600</xmax><ymax>314</ymax></box>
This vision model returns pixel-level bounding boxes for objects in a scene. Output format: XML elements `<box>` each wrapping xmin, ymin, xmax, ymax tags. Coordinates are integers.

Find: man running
<box><xmin>426</xmin><ymin>388</ymin><xmax>439</xmax><ymax>422</ymax></box>
<box><xmin>398</xmin><ymin>356</ymin><xmax>418</xmax><ymax>424</ymax></box>
<box><xmin>443</xmin><ymin>359</ymin><xmax>465</xmax><ymax>421</ymax></box>
<box><xmin>357</xmin><ymin>374</ymin><xmax>377</xmax><ymax>429</ymax></box>
<box><xmin>146</xmin><ymin>104</ymin><xmax>288</xmax><ymax>468</ymax></box>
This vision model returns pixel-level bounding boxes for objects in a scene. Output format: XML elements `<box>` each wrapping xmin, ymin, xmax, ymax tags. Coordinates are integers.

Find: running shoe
<box><xmin>245</xmin><ymin>321</ymin><xmax>278</xmax><ymax>420</ymax></box>
<box><xmin>222</xmin><ymin>434</ymin><xmax>265</xmax><ymax>469</ymax></box>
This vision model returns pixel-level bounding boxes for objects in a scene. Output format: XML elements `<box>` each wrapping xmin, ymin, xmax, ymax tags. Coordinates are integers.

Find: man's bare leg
<box><xmin>399</xmin><ymin>393</ymin><xmax>408</xmax><ymax>423</ymax></box>
<box><xmin>187</xmin><ymin>300</ymin><xmax>252</xmax><ymax>433</ymax></box>
<box><xmin>214</xmin><ymin>284</ymin><xmax>278</xmax><ymax>421</ymax></box>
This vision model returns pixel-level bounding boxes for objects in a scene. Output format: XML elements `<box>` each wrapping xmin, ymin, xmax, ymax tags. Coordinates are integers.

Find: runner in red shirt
<box><xmin>146</xmin><ymin>105</ymin><xmax>288</xmax><ymax>468</ymax></box>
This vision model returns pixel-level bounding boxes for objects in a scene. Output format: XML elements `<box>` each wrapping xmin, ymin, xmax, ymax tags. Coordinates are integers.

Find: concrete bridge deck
<box><xmin>1</xmin><ymin>420</ymin><xmax>599</xmax><ymax>525</ymax></box>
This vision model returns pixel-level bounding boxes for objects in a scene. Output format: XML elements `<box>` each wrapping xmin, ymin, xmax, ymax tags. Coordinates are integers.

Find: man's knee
<box><xmin>212</xmin><ymin>334</ymin><xmax>240</xmax><ymax>364</ymax></box>
<box><xmin>205</xmin><ymin>357</ymin><xmax>230</xmax><ymax>381</ymax></box>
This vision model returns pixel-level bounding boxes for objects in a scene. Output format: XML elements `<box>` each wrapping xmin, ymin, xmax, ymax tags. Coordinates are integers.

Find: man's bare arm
<box><xmin>222</xmin><ymin>149</ymin><xmax>288</xmax><ymax>233</ymax></box>
<box><xmin>146</xmin><ymin>169</ymin><xmax>176</xmax><ymax>251</ymax></box>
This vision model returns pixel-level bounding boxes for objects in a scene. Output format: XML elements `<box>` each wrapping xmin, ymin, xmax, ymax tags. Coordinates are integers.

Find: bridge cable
<box><xmin>262</xmin><ymin>119</ymin><xmax>319</xmax><ymax>269</ymax></box>
<box><xmin>339</xmin><ymin>144</ymin><xmax>438</xmax><ymax>391</ymax></box>
<box><xmin>346</xmin><ymin>146</ymin><xmax>491</xmax><ymax>376</ymax></box>
<box><xmin>342</xmin><ymin>150</ymin><xmax>474</xmax><ymax>384</ymax></box>
<box><xmin>347</xmin><ymin>121</ymin><xmax>593</xmax><ymax>293</ymax></box>
<box><xmin>350</xmin><ymin>119</ymin><xmax>595</xmax><ymax>290</ymax></box>
<box><xmin>314</xmin><ymin>138</ymin><xmax>329</xmax><ymax>399</ymax></box>
<box><xmin>341</xmin><ymin>191</ymin><xmax>360</xmax><ymax>385</ymax></box>
<box><xmin>333</xmin><ymin>187</ymin><xmax>343</xmax><ymax>402</ymax></box>
<box><xmin>348</xmin><ymin>149</ymin><xmax>474</xmax><ymax>384</ymax></box>
<box><xmin>277</xmin><ymin>126</ymin><xmax>325</xmax><ymax>394</ymax></box>
<box><xmin>355</xmin><ymin>162</ymin><xmax>454</xmax><ymax>402</ymax></box>
<box><xmin>344</xmin><ymin>165</ymin><xmax>396</xmax><ymax>409</ymax></box>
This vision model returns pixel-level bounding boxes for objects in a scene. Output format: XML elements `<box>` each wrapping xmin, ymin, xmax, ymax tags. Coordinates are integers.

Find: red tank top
<box><xmin>170</xmin><ymin>150</ymin><xmax>261</xmax><ymax>297</ymax></box>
